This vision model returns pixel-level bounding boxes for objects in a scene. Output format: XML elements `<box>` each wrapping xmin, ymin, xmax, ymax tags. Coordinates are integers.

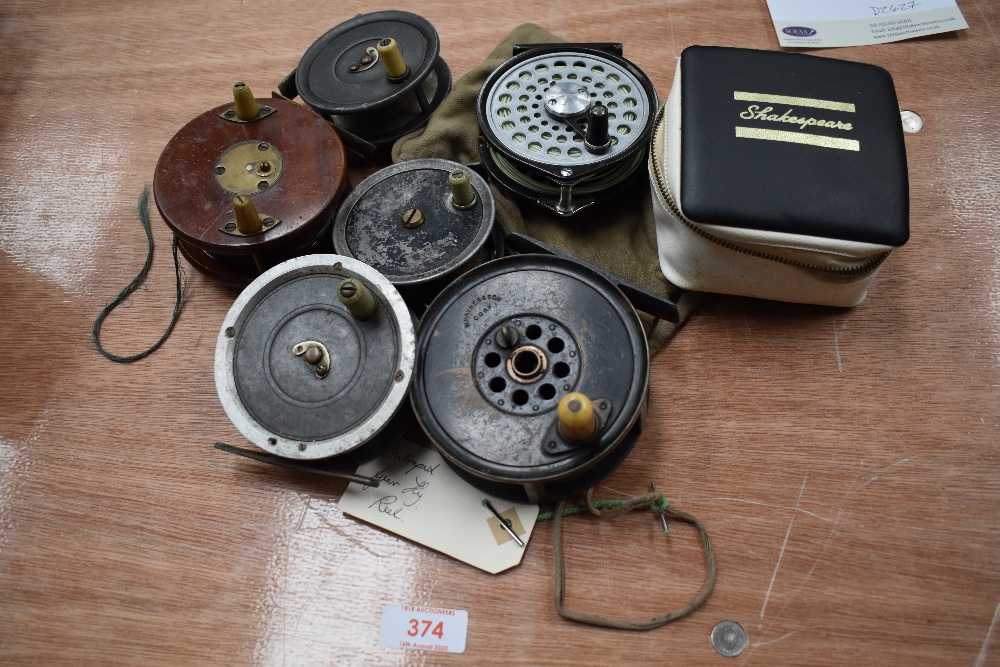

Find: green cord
<box><xmin>92</xmin><ymin>186</ymin><xmax>183</xmax><ymax>362</ymax></box>
<box><xmin>543</xmin><ymin>487</ymin><xmax>717</xmax><ymax>631</ymax></box>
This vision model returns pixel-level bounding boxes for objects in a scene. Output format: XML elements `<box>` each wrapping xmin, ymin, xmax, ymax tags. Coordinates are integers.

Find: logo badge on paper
<box><xmin>765</xmin><ymin>0</ymin><xmax>968</xmax><ymax>48</ymax></box>
<box><xmin>338</xmin><ymin>441</ymin><xmax>539</xmax><ymax>574</ymax></box>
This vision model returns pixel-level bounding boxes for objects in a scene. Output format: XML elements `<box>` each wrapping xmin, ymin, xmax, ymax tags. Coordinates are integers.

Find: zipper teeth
<box><xmin>649</xmin><ymin>108</ymin><xmax>889</xmax><ymax>278</ymax></box>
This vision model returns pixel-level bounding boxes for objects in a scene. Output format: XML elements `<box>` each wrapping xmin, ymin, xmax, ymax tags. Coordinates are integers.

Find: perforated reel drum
<box><xmin>332</xmin><ymin>158</ymin><xmax>501</xmax><ymax>314</ymax></box>
<box><xmin>477</xmin><ymin>45</ymin><xmax>657</xmax><ymax>216</ymax></box>
<box><xmin>215</xmin><ymin>255</ymin><xmax>415</xmax><ymax>466</ymax></box>
<box><xmin>154</xmin><ymin>85</ymin><xmax>349</xmax><ymax>287</ymax></box>
<box><xmin>411</xmin><ymin>255</ymin><xmax>650</xmax><ymax>503</ymax></box>
<box><xmin>293</xmin><ymin>10</ymin><xmax>451</xmax><ymax>150</ymax></box>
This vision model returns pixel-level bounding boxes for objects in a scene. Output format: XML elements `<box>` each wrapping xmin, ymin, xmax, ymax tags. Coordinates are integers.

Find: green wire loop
<box><xmin>92</xmin><ymin>186</ymin><xmax>183</xmax><ymax>362</ymax></box>
<box><xmin>539</xmin><ymin>487</ymin><xmax>716</xmax><ymax>631</ymax></box>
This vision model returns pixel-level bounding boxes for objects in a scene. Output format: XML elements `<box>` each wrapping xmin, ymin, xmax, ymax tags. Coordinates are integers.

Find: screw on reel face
<box><xmin>332</xmin><ymin>158</ymin><xmax>498</xmax><ymax>315</ymax></box>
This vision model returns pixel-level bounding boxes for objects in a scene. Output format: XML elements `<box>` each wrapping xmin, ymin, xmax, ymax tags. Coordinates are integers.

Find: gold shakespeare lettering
<box><xmin>738</xmin><ymin>105</ymin><xmax>854</xmax><ymax>131</ymax></box>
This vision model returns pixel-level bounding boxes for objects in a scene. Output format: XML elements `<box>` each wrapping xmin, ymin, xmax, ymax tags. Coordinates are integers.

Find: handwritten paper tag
<box><xmin>339</xmin><ymin>441</ymin><xmax>539</xmax><ymax>574</ymax></box>
<box><xmin>764</xmin><ymin>0</ymin><xmax>968</xmax><ymax>48</ymax></box>
<box><xmin>379</xmin><ymin>604</ymin><xmax>468</xmax><ymax>653</ymax></box>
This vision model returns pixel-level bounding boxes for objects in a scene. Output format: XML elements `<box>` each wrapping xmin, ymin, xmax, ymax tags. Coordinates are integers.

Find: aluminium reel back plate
<box><xmin>215</xmin><ymin>255</ymin><xmax>415</xmax><ymax>463</ymax></box>
<box><xmin>477</xmin><ymin>46</ymin><xmax>657</xmax><ymax>215</ymax></box>
<box><xmin>153</xmin><ymin>95</ymin><xmax>348</xmax><ymax>287</ymax></box>
<box><xmin>295</xmin><ymin>10</ymin><xmax>451</xmax><ymax>148</ymax></box>
<box><xmin>411</xmin><ymin>255</ymin><xmax>650</xmax><ymax>503</ymax></box>
<box><xmin>332</xmin><ymin>158</ymin><xmax>498</xmax><ymax>310</ymax></box>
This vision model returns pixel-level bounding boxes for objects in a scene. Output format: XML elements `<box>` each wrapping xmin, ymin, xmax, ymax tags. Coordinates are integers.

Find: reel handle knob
<box><xmin>376</xmin><ymin>37</ymin><xmax>410</xmax><ymax>81</ymax></box>
<box><xmin>338</xmin><ymin>278</ymin><xmax>378</xmax><ymax>320</ymax></box>
<box><xmin>233</xmin><ymin>194</ymin><xmax>263</xmax><ymax>234</ymax></box>
<box><xmin>232</xmin><ymin>82</ymin><xmax>261</xmax><ymax>121</ymax></box>
<box><xmin>585</xmin><ymin>103</ymin><xmax>611</xmax><ymax>153</ymax></box>
<box><xmin>558</xmin><ymin>392</ymin><xmax>598</xmax><ymax>442</ymax></box>
<box><xmin>448</xmin><ymin>169</ymin><xmax>478</xmax><ymax>209</ymax></box>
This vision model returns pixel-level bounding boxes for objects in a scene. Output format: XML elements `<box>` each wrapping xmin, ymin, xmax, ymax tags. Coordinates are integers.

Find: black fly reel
<box><xmin>332</xmin><ymin>158</ymin><xmax>501</xmax><ymax>315</ymax></box>
<box><xmin>283</xmin><ymin>10</ymin><xmax>451</xmax><ymax>154</ymax></box>
<box><xmin>411</xmin><ymin>254</ymin><xmax>650</xmax><ymax>503</ymax></box>
<box><xmin>215</xmin><ymin>255</ymin><xmax>415</xmax><ymax>473</ymax></box>
<box><xmin>477</xmin><ymin>44</ymin><xmax>657</xmax><ymax>216</ymax></box>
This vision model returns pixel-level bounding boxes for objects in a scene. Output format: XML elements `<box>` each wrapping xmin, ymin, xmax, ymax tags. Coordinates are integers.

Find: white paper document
<box><xmin>765</xmin><ymin>0</ymin><xmax>968</xmax><ymax>48</ymax></box>
<box><xmin>339</xmin><ymin>441</ymin><xmax>539</xmax><ymax>574</ymax></box>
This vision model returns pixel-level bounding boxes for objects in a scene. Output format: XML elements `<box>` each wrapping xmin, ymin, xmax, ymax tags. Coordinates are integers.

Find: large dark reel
<box><xmin>287</xmin><ymin>10</ymin><xmax>451</xmax><ymax>153</ymax></box>
<box><xmin>154</xmin><ymin>84</ymin><xmax>349</xmax><ymax>288</ymax></box>
<box><xmin>411</xmin><ymin>254</ymin><xmax>650</xmax><ymax>502</ymax></box>
<box><xmin>477</xmin><ymin>44</ymin><xmax>657</xmax><ymax>216</ymax></box>
<box><xmin>215</xmin><ymin>255</ymin><xmax>415</xmax><ymax>468</ymax></box>
<box><xmin>332</xmin><ymin>158</ymin><xmax>501</xmax><ymax>315</ymax></box>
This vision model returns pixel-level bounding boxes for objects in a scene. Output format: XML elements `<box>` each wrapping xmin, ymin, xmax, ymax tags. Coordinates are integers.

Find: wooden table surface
<box><xmin>2</xmin><ymin>1</ymin><xmax>998</xmax><ymax>664</ymax></box>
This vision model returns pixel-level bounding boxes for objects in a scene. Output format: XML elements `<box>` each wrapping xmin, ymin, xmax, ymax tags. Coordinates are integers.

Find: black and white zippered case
<box><xmin>649</xmin><ymin>46</ymin><xmax>910</xmax><ymax>307</ymax></box>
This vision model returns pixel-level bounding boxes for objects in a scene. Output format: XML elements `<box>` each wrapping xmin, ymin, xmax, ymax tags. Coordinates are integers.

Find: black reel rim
<box><xmin>296</xmin><ymin>10</ymin><xmax>441</xmax><ymax>116</ymax></box>
<box><xmin>411</xmin><ymin>254</ymin><xmax>650</xmax><ymax>500</ymax></box>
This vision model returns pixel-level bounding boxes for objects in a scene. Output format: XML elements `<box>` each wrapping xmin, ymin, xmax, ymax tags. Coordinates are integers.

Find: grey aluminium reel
<box><xmin>411</xmin><ymin>254</ymin><xmax>650</xmax><ymax>503</ymax></box>
<box><xmin>332</xmin><ymin>158</ymin><xmax>501</xmax><ymax>315</ymax></box>
<box><xmin>215</xmin><ymin>255</ymin><xmax>415</xmax><ymax>469</ymax></box>
<box><xmin>477</xmin><ymin>44</ymin><xmax>657</xmax><ymax>216</ymax></box>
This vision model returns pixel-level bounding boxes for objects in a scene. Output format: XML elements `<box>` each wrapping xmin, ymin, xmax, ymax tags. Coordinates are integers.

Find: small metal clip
<box><xmin>482</xmin><ymin>498</ymin><xmax>524</xmax><ymax>547</ymax></box>
<box><xmin>651</xmin><ymin>482</ymin><xmax>668</xmax><ymax>533</ymax></box>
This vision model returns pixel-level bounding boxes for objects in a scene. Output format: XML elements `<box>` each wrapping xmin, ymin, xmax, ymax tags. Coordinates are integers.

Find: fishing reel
<box><xmin>411</xmin><ymin>254</ymin><xmax>651</xmax><ymax>503</ymax></box>
<box><xmin>280</xmin><ymin>10</ymin><xmax>451</xmax><ymax>156</ymax></box>
<box><xmin>332</xmin><ymin>158</ymin><xmax>501</xmax><ymax>315</ymax></box>
<box><xmin>214</xmin><ymin>255</ymin><xmax>415</xmax><ymax>476</ymax></box>
<box><xmin>153</xmin><ymin>82</ymin><xmax>349</xmax><ymax>287</ymax></box>
<box><xmin>477</xmin><ymin>44</ymin><xmax>657</xmax><ymax>216</ymax></box>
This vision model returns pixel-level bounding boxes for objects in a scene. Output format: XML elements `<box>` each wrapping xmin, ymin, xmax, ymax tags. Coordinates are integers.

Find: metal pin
<box><xmin>651</xmin><ymin>482</ymin><xmax>668</xmax><ymax>533</ymax></box>
<box><xmin>482</xmin><ymin>498</ymin><xmax>524</xmax><ymax>547</ymax></box>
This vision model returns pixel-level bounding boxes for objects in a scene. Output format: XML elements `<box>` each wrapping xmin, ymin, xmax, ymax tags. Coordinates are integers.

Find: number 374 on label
<box><xmin>379</xmin><ymin>604</ymin><xmax>469</xmax><ymax>653</ymax></box>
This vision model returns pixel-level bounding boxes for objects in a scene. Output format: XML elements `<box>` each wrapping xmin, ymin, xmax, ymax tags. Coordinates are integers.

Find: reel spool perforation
<box><xmin>477</xmin><ymin>46</ymin><xmax>656</xmax><ymax>216</ymax></box>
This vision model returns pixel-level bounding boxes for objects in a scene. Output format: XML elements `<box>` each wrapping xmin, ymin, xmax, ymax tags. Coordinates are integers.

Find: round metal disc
<box><xmin>153</xmin><ymin>97</ymin><xmax>347</xmax><ymax>256</ymax></box>
<box><xmin>333</xmin><ymin>158</ymin><xmax>495</xmax><ymax>286</ymax></box>
<box><xmin>478</xmin><ymin>48</ymin><xmax>655</xmax><ymax>170</ymax></box>
<box><xmin>215</xmin><ymin>255</ymin><xmax>415</xmax><ymax>461</ymax></box>
<box><xmin>411</xmin><ymin>255</ymin><xmax>649</xmax><ymax>500</ymax></box>
<box><xmin>296</xmin><ymin>10</ymin><xmax>440</xmax><ymax>115</ymax></box>
<box><xmin>711</xmin><ymin>620</ymin><xmax>748</xmax><ymax>657</ymax></box>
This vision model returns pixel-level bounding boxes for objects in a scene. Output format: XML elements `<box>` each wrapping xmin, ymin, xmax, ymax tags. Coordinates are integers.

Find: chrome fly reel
<box><xmin>477</xmin><ymin>45</ymin><xmax>657</xmax><ymax>216</ymax></box>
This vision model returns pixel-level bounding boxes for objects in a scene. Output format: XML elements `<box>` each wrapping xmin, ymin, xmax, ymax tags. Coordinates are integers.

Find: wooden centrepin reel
<box><xmin>153</xmin><ymin>82</ymin><xmax>349</xmax><ymax>287</ymax></box>
<box><xmin>332</xmin><ymin>158</ymin><xmax>501</xmax><ymax>315</ymax></box>
<box><xmin>214</xmin><ymin>255</ymin><xmax>415</xmax><ymax>475</ymax></box>
<box><xmin>477</xmin><ymin>44</ymin><xmax>657</xmax><ymax>216</ymax></box>
<box><xmin>410</xmin><ymin>254</ymin><xmax>651</xmax><ymax>503</ymax></box>
<box><xmin>280</xmin><ymin>10</ymin><xmax>451</xmax><ymax>155</ymax></box>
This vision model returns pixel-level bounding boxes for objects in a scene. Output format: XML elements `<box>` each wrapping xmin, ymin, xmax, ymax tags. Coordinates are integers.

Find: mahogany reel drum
<box><xmin>154</xmin><ymin>83</ymin><xmax>349</xmax><ymax>287</ymax></box>
<box><xmin>332</xmin><ymin>158</ymin><xmax>501</xmax><ymax>315</ymax></box>
<box><xmin>215</xmin><ymin>255</ymin><xmax>415</xmax><ymax>471</ymax></box>
<box><xmin>283</xmin><ymin>10</ymin><xmax>451</xmax><ymax>153</ymax></box>
<box><xmin>411</xmin><ymin>255</ymin><xmax>651</xmax><ymax>503</ymax></box>
<box><xmin>477</xmin><ymin>44</ymin><xmax>657</xmax><ymax>216</ymax></box>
